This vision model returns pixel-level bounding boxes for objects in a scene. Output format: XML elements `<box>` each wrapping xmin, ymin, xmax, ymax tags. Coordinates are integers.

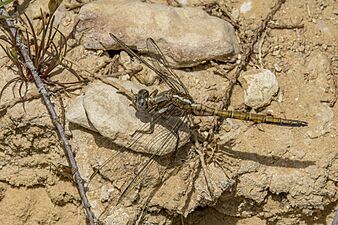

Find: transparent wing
<box><xmin>110</xmin><ymin>33</ymin><xmax>190</xmax><ymax>97</ymax></box>
<box><xmin>117</xmin><ymin>111</ymin><xmax>189</xmax><ymax>206</ymax></box>
<box><xmin>88</xmin><ymin>105</ymin><xmax>189</xmax><ymax>220</ymax></box>
<box><xmin>145</xmin><ymin>38</ymin><xmax>190</xmax><ymax>97</ymax></box>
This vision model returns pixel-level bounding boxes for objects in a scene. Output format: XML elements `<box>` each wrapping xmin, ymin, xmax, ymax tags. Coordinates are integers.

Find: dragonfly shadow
<box><xmin>123</xmin><ymin>144</ymin><xmax>201</xmax><ymax>224</ymax></box>
<box><xmin>219</xmin><ymin>145</ymin><xmax>315</xmax><ymax>168</ymax></box>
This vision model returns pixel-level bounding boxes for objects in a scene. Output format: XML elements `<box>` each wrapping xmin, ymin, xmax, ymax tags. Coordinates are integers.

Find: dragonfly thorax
<box><xmin>134</xmin><ymin>89</ymin><xmax>150</xmax><ymax>111</ymax></box>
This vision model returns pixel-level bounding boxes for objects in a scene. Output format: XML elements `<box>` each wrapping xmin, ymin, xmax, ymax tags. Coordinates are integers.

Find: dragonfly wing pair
<box><xmin>110</xmin><ymin>33</ymin><xmax>190</xmax><ymax>97</ymax></box>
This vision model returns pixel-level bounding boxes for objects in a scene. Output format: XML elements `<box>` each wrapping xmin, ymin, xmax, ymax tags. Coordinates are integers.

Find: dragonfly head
<box><xmin>134</xmin><ymin>89</ymin><xmax>149</xmax><ymax>111</ymax></box>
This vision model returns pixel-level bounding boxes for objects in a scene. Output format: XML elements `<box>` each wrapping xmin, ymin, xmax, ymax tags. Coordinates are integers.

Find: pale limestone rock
<box><xmin>104</xmin><ymin>206</ymin><xmax>139</xmax><ymax>225</ymax></box>
<box><xmin>240</xmin><ymin>0</ymin><xmax>252</xmax><ymax>14</ymax></box>
<box><xmin>306</xmin><ymin>104</ymin><xmax>334</xmax><ymax>139</ymax></box>
<box><xmin>306</xmin><ymin>51</ymin><xmax>330</xmax><ymax>82</ymax></box>
<box><xmin>66</xmin><ymin>95</ymin><xmax>97</xmax><ymax>132</ymax></box>
<box><xmin>240</xmin><ymin>69</ymin><xmax>279</xmax><ymax>109</ymax></box>
<box><xmin>305</xmin><ymin>51</ymin><xmax>334</xmax><ymax>109</ymax></box>
<box><xmin>76</xmin><ymin>0</ymin><xmax>239</xmax><ymax>67</ymax></box>
<box><xmin>66</xmin><ymin>79</ymin><xmax>190</xmax><ymax>155</ymax></box>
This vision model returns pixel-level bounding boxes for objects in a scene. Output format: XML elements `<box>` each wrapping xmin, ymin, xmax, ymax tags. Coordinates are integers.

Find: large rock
<box><xmin>76</xmin><ymin>0</ymin><xmax>239</xmax><ymax>67</ymax></box>
<box><xmin>66</xmin><ymin>79</ymin><xmax>190</xmax><ymax>155</ymax></box>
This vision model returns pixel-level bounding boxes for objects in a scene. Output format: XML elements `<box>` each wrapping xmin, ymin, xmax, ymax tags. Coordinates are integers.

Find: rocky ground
<box><xmin>0</xmin><ymin>0</ymin><xmax>337</xmax><ymax>225</ymax></box>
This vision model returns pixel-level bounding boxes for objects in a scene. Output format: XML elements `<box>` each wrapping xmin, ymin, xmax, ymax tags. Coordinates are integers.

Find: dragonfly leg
<box><xmin>131</xmin><ymin>119</ymin><xmax>156</xmax><ymax>136</ymax></box>
<box><xmin>149</xmin><ymin>89</ymin><xmax>159</xmax><ymax>98</ymax></box>
<box><xmin>193</xmin><ymin>134</ymin><xmax>215</xmax><ymax>200</ymax></box>
<box><xmin>199</xmin><ymin>149</ymin><xmax>214</xmax><ymax>200</ymax></box>
<box><xmin>131</xmin><ymin>104</ymin><xmax>174</xmax><ymax>136</ymax></box>
<box><xmin>169</xmin><ymin>121</ymin><xmax>181</xmax><ymax>153</ymax></box>
<box><xmin>147</xmin><ymin>104</ymin><xmax>159</xmax><ymax>114</ymax></box>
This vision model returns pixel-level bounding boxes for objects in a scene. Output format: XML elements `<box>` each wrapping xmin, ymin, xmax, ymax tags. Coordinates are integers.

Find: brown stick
<box><xmin>268</xmin><ymin>23</ymin><xmax>304</xmax><ymax>29</ymax></box>
<box><xmin>0</xmin><ymin>9</ymin><xmax>96</xmax><ymax>225</ymax></box>
<box><xmin>211</xmin><ymin>0</ymin><xmax>286</xmax><ymax>132</ymax></box>
<box><xmin>332</xmin><ymin>211</ymin><xmax>338</xmax><ymax>225</ymax></box>
<box><xmin>0</xmin><ymin>91</ymin><xmax>41</xmax><ymax>112</ymax></box>
<box><xmin>221</xmin><ymin>0</ymin><xmax>286</xmax><ymax>110</ymax></box>
<box><xmin>107</xmin><ymin>65</ymin><xmax>143</xmax><ymax>79</ymax></box>
<box><xmin>63</xmin><ymin>57</ymin><xmax>136</xmax><ymax>100</ymax></box>
<box><xmin>328</xmin><ymin>59</ymin><xmax>337</xmax><ymax>107</ymax></box>
<box><xmin>0</xmin><ymin>86</ymin><xmax>82</xmax><ymax>113</ymax></box>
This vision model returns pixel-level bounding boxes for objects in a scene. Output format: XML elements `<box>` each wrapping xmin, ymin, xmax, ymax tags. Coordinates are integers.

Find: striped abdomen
<box><xmin>191</xmin><ymin>103</ymin><xmax>308</xmax><ymax>127</ymax></box>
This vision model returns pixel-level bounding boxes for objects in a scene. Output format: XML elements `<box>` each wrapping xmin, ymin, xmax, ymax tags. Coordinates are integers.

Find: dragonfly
<box><xmin>91</xmin><ymin>34</ymin><xmax>308</xmax><ymax>222</ymax></box>
<box><xmin>110</xmin><ymin>33</ymin><xmax>308</xmax><ymax>127</ymax></box>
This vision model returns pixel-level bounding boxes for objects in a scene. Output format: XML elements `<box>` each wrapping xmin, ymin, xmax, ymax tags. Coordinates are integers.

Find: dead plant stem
<box><xmin>213</xmin><ymin>0</ymin><xmax>286</xmax><ymax>132</ymax></box>
<box><xmin>221</xmin><ymin>0</ymin><xmax>286</xmax><ymax>110</ymax></box>
<box><xmin>0</xmin><ymin>9</ymin><xmax>96</xmax><ymax>225</ymax></box>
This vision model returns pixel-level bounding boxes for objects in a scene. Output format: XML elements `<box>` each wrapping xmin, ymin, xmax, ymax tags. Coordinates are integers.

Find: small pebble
<box><xmin>274</xmin><ymin>63</ymin><xmax>282</xmax><ymax>72</ymax></box>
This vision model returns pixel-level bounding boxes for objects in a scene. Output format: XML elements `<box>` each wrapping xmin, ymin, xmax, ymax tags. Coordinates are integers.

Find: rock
<box><xmin>66</xmin><ymin>95</ymin><xmax>97</xmax><ymax>132</ymax></box>
<box><xmin>306</xmin><ymin>51</ymin><xmax>330</xmax><ymax>81</ymax></box>
<box><xmin>240</xmin><ymin>69</ymin><xmax>279</xmax><ymax>109</ymax></box>
<box><xmin>76</xmin><ymin>0</ymin><xmax>239</xmax><ymax>67</ymax></box>
<box><xmin>306</xmin><ymin>51</ymin><xmax>330</xmax><ymax>88</ymax></box>
<box><xmin>316</xmin><ymin>20</ymin><xmax>337</xmax><ymax>40</ymax></box>
<box><xmin>305</xmin><ymin>51</ymin><xmax>333</xmax><ymax>105</ymax></box>
<box><xmin>306</xmin><ymin>104</ymin><xmax>334</xmax><ymax>139</ymax></box>
<box><xmin>104</xmin><ymin>206</ymin><xmax>140</xmax><ymax>225</ymax></box>
<box><xmin>47</xmin><ymin>181</ymin><xmax>80</xmax><ymax>206</ymax></box>
<box><xmin>240</xmin><ymin>0</ymin><xmax>252</xmax><ymax>14</ymax></box>
<box><xmin>149</xmin><ymin>163</ymin><xmax>233</xmax><ymax>216</ymax></box>
<box><xmin>333</xmin><ymin>212</ymin><xmax>338</xmax><ymax>225</ymax></box>
<box><xmin>274</xmin><ymin>63</ymin><xmax>282</xmax><ymax>72</ymax></box>
<box><xmin>66</xmin><ymin>79</ymin><xmax>190</xmax><ymax>155</ymax></box>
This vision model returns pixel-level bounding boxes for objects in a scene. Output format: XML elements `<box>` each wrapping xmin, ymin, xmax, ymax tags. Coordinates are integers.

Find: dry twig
<box><xmin>212</xmin><ymin>0</ymin><xmax>287</xmax><ymax>132</ymax></box>
<box><xmin>328</xmin><ymin>58</ymin><xmax>337</xmax><ymax>107</ymax></box>
<box><xmin>268</xmin><ymin>23</ymin><xmax>304</xmax><ymax>29</ymax></box>
<box><xmin>222</xmin><ymin>0</ymin><xmax>286</xmax><ymax>109</ymax></box>
<box><xmin>0</xmin><ymin>8</ymin><xmax>95</xmax><ymax>225</ymax></box>
<box><xmin>63</xmin><ymin>57</ymin><xmax>137</xmax><ymax>100</ymax></box>
<box><xmin>203</xmin><ymin>2</ymin><xmax>240</xmax><ymax>30</ymax></box>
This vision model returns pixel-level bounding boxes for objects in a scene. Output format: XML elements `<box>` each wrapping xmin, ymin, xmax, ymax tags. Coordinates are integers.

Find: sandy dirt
<box><xmin>0</xmin><ymin>0</ymin><xmax>337</xmax><ymax>225</ymax></box>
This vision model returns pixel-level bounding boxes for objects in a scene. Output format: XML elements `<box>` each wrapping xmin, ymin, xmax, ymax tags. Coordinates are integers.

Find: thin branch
<box><xmin>328</xmin><ymin>58</ymin><xmax>337</xmax><ymax>107</ymax></box>
<box><xmin>332</xmin><ymin>211</ymin><xmax>338</xmax><ymax>225</ymax></box>
<box><xmin>0</xmin><ymin>86</ymin><xmax>82</xmax><ymax>113</ymax></box>
<box><xmin>268</xmin><ymin>23</ymin><xmax>304</xmax><ymax>29</ymax></box>
<box><xmin>258</xmin><ymin>29</ymin><xmax>267</xmax><ymax>69</ymax></box>
<box><xmin>212</xmin><ymin>0</ymin><xmax>287</xmax><ymax>132</ymax></box>
<box><xmin>106</xmin><ymin>65</ymin><xmax>143</xmax><ymax>79</ymax></box>
<box><xmin>0</xmin><ymin>9</ymin><xmax>96</xmax><ymax>225</ymax></box>
<box><xmin>63</xmin><ymin>57</ymin><xmax>138</xmax><ymax>100</ymax></box>
<box><xmin>221</xmin><ymin>0</ymin><xmax>286</xmax><ymax>110</ymax></box>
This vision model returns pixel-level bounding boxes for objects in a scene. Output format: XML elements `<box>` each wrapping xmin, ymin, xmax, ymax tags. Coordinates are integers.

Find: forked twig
<box><xmin>0</xmin><ymin>8</ymin><xmax>96</xmax><ymax>225</ymax></box>
<box><xmin>203</xmin><ymin>2</ymin><xmax>240</xmax><ymax>30</ymax></box>
<box><xmin>212</xmin><ymin>0</ymin><xmax>287</xmax><ymax>132</ymax></box>
<box><xmin>222</xmin><ymin>0</ymin><xmax>286</xmax><ymax>109</ymax></box>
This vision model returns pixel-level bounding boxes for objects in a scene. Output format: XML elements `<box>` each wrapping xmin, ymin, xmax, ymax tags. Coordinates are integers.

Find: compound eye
<box><xmin>135</xmin><ymin>89</ymin><xmax>149</xmax><ymax>111</ymax></box>
<box><xmin>139</xmin><ymin>89</ymin><xmax>149</xmax><ymax>98</ymax></box>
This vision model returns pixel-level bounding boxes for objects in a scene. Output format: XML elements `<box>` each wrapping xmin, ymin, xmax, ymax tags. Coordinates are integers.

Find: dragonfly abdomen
<box><xmin>191</xmin><ymin>103</ymin><xmax>308</xmax><ymax>127</ymax></box>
